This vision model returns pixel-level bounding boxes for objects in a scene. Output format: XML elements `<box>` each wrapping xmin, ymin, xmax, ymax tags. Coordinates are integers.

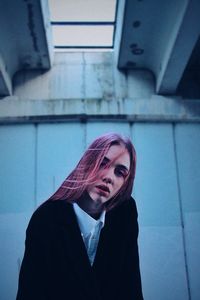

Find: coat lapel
<box><xmin>92</xmin><ymin>209</ymin><xmax>117</xmax><ymax>287</ymax></box>
<box><xmin>56</xmin><ymin>201</ymin><xmax>102</xmax><ymax>300</ymax></box>
<box><xmin>92</xmin><ymin>206</ymin><xmax>125</xmax><ymax>296</ymax></box>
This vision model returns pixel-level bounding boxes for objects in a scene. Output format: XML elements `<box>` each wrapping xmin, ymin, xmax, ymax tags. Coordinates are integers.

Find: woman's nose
<box><xmin>103</xmin><ymin>176</ymin><xmax>113</xmax><ymax>184</ymax></box>
<box><xmin>102</xmin><ymin>168</ymin><xmax>114</xmax><ymax>185</ymax></box>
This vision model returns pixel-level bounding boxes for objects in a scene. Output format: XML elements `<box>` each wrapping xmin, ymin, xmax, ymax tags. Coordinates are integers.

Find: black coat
<box><xmin>16</xmin><ymin>198</ymin><xmax>144</xmax><ymax>300</ymax></box>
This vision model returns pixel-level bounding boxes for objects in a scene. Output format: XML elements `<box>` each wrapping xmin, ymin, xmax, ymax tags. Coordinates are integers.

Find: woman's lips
<box><xmin>95</xmin><ymin>185</ymin><xmax>110</xmax><ymax>196</ymax></box>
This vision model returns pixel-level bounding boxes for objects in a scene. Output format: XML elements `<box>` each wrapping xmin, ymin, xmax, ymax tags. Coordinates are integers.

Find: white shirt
<box><xmin>73</xmin><ymin>203</ymin><xmax>106</xmax><ymax>265</ymax></box>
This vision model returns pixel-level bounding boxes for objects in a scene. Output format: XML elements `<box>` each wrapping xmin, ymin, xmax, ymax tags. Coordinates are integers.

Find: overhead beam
<box><xmin>0</xmin><ymin>0</ymin><xmax>53</xmax><ymax>97</ymax></box>
<box><xmin>0</xmin><ymin>53</ymin><xmax>12</xmax><ymax>96</ymax></box>
<box><xmin>156</xmin><ymin>0</ymin><xmax>200</xmax><ymax>94</ymax></box>
<box><xmin>118</xmin><ymin>0</ymin><xmax>200</xmax><ymax>95</ymax></box>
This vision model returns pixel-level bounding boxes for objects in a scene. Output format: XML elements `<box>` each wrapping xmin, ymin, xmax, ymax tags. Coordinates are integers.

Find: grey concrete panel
<box><xmin>184</xmin><ymin>212</ymin><xmax>200</xmax><ymax>300</ymax></box>
<box><xmin>85</xmin><ymin>64</ymin><xmax>114</xmax><ymax>99</ymax></box>
<box><xmin>139</xmin><ymin>226</ymin><xmax>189</xmax><ymax>300</ymax></box>
<box><xmin>0</xmin><ymin>212</ymin><xmax>32</xmax><ymax>300</ymax></box>
<box><xmin>0</xmin><ymin>125</ymin><xmax>35</xmax><ymax>213</ymax></box>
<box><xmin>85</xmin><ymin>122</ymin><xmax>131</xmax><ymax>147</ymax></box>
<box><xmin>36</xmin><ymin>123</ymin><xmax>85</xmax><ymax>206</ymax></box>
<box><xmin>50</xmin><ymin>64</ymin><xmax>84</xmax><ymax>99</ymax></box>
<box><xmin>132</xmin><ymin>123</ymin><xmax>181</xmax><ymax>226</ymax></box>
<box><xmin>175</xmin><ymin>124</ymin><xmax>200</xmax><ymax>212</ymax></box>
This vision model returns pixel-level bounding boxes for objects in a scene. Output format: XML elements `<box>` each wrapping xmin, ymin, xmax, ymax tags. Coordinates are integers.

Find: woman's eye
<box><xmin>115</xmin><ymin>168</ymin><xmax>126</xmax><ymax>178</ymax></box>
<box><xmin>100</xmin><ymin>162</ymin><xmax>106</xmax><ymax>168</ymax></box>
<box><xmin>100</xmin><ymin>159</ymin><xmax>109</xmax><ymax>168</ymax></box>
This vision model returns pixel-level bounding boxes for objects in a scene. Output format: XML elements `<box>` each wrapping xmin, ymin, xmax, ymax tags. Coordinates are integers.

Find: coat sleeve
<box><xmin>16</xmin><ymin>212</ymin><xmax>48</xmax><ymax>300</ymax></box>
<box><xmin>118</xmin><ymin>199</ymin><xmax>144</xmax><ymax>300</ymax></box>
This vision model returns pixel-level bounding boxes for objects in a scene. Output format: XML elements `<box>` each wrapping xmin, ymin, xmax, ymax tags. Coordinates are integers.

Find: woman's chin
<box><xmin>88</xmin><ymin>191</ymin><xmax>107</xmax><ymax>205</ymax></box>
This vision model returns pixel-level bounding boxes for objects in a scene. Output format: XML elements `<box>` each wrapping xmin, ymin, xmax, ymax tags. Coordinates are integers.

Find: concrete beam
<box><xmin>0</xmin><ymin>95</ymin><xmax>200</xmax><ymax>123</ymax></box>
<box><xmin>0</xmin><ymin>0</ymin><xmax>53</xmax><ymax>97</ymax></box>
<box><xmin>156</xmin><ymin>0</ymin><xmax>200</xmax><ymax>94</ymax></box>
<box><xmin>0</xmin><ymin>54</ymin><xmax>12</xmax><ymax>96</ymax></box>
<box><xmin>118</xmin><ymin>0</ymin><xmax>200</xmax><ymax>96</ymax></box>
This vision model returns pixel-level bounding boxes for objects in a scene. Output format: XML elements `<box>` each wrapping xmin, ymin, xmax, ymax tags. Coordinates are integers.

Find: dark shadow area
<box><xmin>177</xmin><ymin>36</ymin><xmax>200</xmax><ymax>99</ymax></box>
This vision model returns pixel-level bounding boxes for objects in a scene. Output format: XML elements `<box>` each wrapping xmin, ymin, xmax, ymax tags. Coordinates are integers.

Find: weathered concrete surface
<box><xmin>0</xmin><ymin>0</ymin><xmax>53</xmax><ymax>97</ymax></box>
<box><xmin>13</xmin><ymin>52</ymin><xmax>154</xmax><ymax>100</ymax></box>
<box><xmin>0</xmin><ymin>52</ymin><xmax>199</xmax><ymax>122</ymax></box>
<box><xmin>0</xmin><ymin>95</ymin><xmax>200</xmax><ymax>123</ymax></box>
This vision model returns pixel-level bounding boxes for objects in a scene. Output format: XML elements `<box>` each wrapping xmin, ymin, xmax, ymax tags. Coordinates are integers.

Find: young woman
<box><xmin>16</xmin><ymin>133</ymin><xmax>144</xmax><ymax>300</ymax></box>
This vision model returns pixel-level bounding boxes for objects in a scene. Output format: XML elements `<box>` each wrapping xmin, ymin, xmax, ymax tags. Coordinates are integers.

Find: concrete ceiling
<box><xmin>118</xmin><ymin>0</ymin><xmax>200</xmax><ymax>97</ymax></box>
<box><xmin>0</xmin><ymin>0</ymin><xmax>200</xmax><ymax>98</ymax></box>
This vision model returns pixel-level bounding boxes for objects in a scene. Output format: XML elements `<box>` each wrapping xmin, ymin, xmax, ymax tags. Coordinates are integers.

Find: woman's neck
<box><xmin>76</xmin><ymin>191</ymin><xmax>104</xmax><ymax>220</ymax></box>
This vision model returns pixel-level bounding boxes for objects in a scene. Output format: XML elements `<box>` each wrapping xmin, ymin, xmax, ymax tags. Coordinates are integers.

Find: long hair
<box><xmin>49</xmin><ymin>133</ymin><xmax>136</xmax><ymax>211</ymax></box>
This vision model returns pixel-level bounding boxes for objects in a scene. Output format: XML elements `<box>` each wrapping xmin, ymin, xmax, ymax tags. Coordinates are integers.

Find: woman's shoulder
<box><xmin>107</xmin><ymin>197</ymin><xmax>138</xmax><ymax>225</ymax></box>
<box><xmin>113</xmin><ymin>197</ymin><xmax>138</xmax><ymax>215</ymax></box>
<box><xmin>105</xmin><ymin>197</ymin><xmax>139</xmax><ymax>236</ymax></box>
<box><xmin>26</xmin><ymin>199</ymin><xmax>72</xmax><ymax>233</ymax></box>
<box><xmin>33</xmin><ymin>199</ymin><xmax>68</xmax><ymax>217</ymax></box>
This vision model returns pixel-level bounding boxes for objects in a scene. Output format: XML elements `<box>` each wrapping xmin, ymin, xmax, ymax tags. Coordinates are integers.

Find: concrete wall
<box><xmin>0</xmin><ymin>52</ymin><xmax>199</xmax><ymax>122</ymax></box>
<box><xmin>0</xmin><ymin>52</ymin><xmax>200</xmax><ymax>300</ymax></box>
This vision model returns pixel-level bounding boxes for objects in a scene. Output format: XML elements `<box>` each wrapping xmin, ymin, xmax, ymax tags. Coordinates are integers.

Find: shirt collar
<box><xmin>73</xmin><ymin>203</ymin><xmax>106</xmax><ymax>238</ymax></box>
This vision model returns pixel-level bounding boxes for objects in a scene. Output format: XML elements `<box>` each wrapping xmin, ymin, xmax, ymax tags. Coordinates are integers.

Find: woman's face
<box><xmin>87</xmin><ymin>144</ymin><xmax>130</xmax><ymax>205</ymax></box>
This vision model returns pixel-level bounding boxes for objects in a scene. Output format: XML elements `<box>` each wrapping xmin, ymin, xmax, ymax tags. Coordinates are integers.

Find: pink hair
<box><xmin>49</xmin><ymin>133</ymin><xmax>136</xmax><ymax>211</ymax></box>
